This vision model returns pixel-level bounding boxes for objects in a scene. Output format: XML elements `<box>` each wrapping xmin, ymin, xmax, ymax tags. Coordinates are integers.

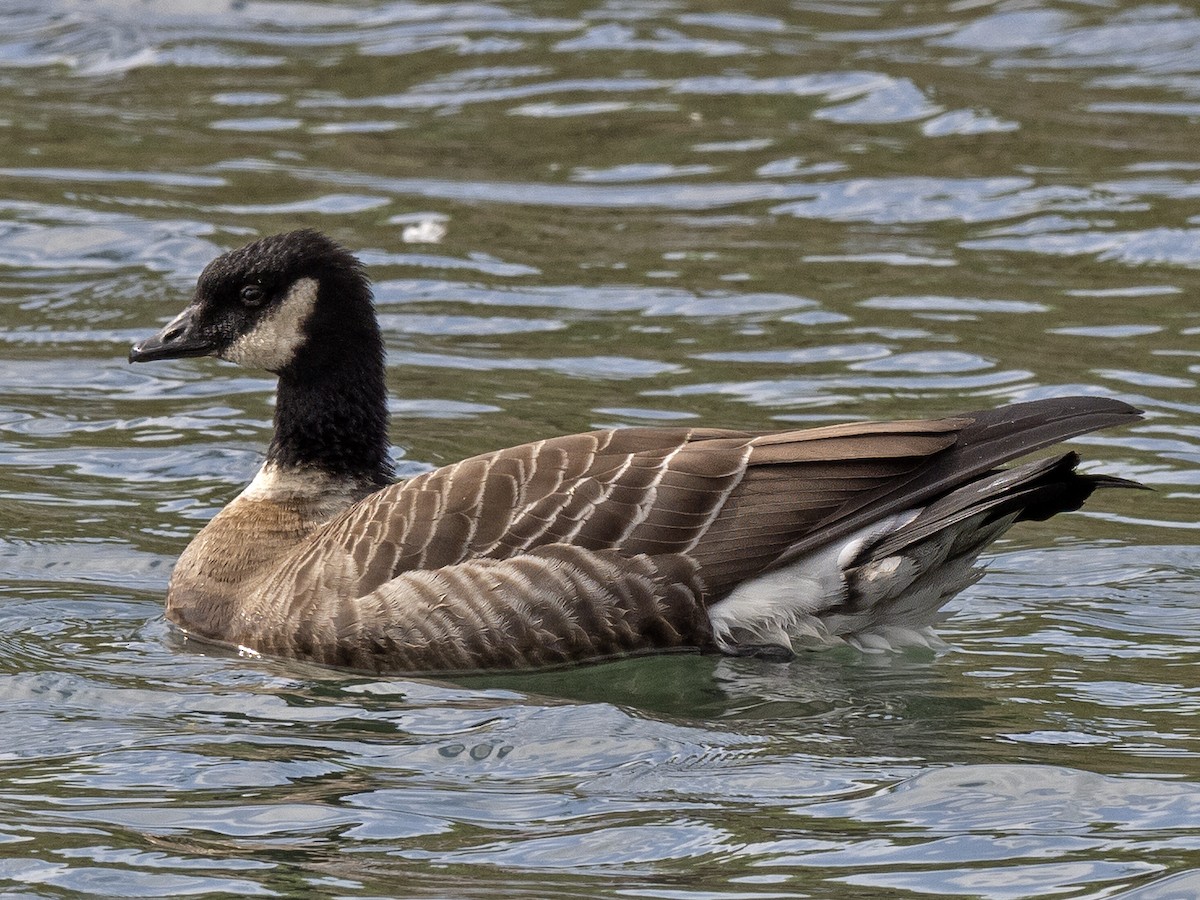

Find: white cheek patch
<box><xmin>221</xmin><ymin>277</ymin><xmax>318</xmax><ymax>371</ymax></box>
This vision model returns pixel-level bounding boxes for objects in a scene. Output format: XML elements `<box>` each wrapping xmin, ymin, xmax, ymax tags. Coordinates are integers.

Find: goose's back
<box><xmin>316</xmin><ymin>420</ymin><xmax>965</xmax><ymax>594</ymax></box>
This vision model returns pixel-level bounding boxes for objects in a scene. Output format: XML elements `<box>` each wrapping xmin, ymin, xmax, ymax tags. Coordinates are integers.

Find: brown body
<box><xmin>164</xmin><ymin>407</ymin><xmax>1140</xmax><ymax>673</ymax></box>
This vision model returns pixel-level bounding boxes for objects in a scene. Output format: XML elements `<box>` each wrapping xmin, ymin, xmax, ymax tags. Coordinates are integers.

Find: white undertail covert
<box><xmin>706</xmin><ymin>507</ymin><xmax>1008</xmax><ymax>654</ymax></box>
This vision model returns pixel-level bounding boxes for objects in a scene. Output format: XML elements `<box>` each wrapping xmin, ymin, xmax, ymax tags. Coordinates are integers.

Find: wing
<box><xmin>308</xmin><ymin>425</ymin><xmax>753</xmax><ymax>588</ymax></box>
<box><xmin>273</xmin><ymin>396</ymin><xmax>1141</xmax><ymax>608</ymax></box>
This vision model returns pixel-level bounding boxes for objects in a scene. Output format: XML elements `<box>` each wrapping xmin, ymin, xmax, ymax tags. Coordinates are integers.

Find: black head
<box><xmin>129</xmin><ymin>230</ymin><xmax>374</xmax><ymax>374</ymax></box>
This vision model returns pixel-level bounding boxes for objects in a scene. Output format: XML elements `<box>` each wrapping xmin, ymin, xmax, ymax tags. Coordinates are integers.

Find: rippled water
<box><xmin>1</xmin><ymin>0</ymin><xmax>1199</xmax><ymax>897</ymax></box>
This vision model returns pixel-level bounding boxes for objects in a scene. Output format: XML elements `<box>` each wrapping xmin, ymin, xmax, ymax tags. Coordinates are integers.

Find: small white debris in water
<box><xmin>237</xmin><ymin>644</ymin><xmax>262</xmax><ymax>659</ymax></box>
<box><xmin>402</xmin><ymin>220</ymin><xmax>448</xmax><ymax>244</ymax></box>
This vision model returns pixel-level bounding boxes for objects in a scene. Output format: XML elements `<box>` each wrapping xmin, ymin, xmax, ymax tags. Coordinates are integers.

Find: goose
<box><xmin>129</xmin><ymin>230</ymin><xmax>1143</xmax><ymax>673</ymax></box>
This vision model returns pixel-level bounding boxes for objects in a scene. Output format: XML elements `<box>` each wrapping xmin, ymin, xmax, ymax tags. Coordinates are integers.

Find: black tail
<box><xmin>776</xmin><ymin>396</ymin><xmax>1143</xmax><ymax>564</ymax></box>
<box><xmin>869</xmin><ymin>450</ymin><xmax>1145</xmax><ymax>559</ymax></box>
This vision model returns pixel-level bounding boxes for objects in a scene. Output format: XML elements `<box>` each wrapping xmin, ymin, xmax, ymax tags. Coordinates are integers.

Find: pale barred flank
<box><xmin>195</xmin><ymin>544</ymin><xmax>709</xmax><ymax>673</ymax></box>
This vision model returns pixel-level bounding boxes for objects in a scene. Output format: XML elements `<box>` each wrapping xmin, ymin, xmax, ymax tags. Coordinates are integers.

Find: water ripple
<box><xmin>0</xmin><ymin>0</ymin><xmax>1198</xmax><ymax>897</ymax></box>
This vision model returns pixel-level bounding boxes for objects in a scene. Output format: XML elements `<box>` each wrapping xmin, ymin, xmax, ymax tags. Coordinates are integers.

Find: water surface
<box><xmin>0</xmin><ymin>1</ymin><xmax>1198</xmax><ymax>897</ymax></box>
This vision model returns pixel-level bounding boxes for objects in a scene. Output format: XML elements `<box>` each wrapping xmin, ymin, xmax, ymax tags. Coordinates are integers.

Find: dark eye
<box><xmin>240</xmin><ymin>284</ymin><xmax>266</xmax><ymax>306</ymax></box>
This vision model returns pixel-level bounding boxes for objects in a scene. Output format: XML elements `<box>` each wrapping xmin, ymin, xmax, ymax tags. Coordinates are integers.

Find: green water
<box><xmin>0</xmin><ymin>1</ymin><xmax>1198</xmax><ymax>897</ymax></box>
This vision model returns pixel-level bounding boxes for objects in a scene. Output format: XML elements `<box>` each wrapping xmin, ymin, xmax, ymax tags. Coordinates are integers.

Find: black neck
<box><xmin>267</xmin><ymin>332</ymin><xmax>393</xmax><ymax>486</ymax></box>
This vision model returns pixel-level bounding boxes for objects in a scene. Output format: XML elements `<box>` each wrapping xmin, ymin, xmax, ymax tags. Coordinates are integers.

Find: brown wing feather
<box><xmin>289</xmin><ymin>420</ymin><xmax>959</xmax><ymax>606</ymax></box>
<box><xmin>318</xmin><ymin>426</ymin><xmax>753</xmax><ymax>591</ymax></box>
<box><xmin>269</xmin><ymin>397</ymin><xmax>1140</xmax><ymax>623</ymax></box>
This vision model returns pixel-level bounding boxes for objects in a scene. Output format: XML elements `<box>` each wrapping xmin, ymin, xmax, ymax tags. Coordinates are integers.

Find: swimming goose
<box><xmin>129</xmin><ymin>230</ymin><xmax>1142</xmax><ymax>672</ymax></box>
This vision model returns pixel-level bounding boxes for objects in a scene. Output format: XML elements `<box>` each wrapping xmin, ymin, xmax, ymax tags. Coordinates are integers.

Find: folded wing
<box><xmin>243</xmin><ymin>396</ymin><xmax>1139</xmax><ymax>669</ymax></box>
